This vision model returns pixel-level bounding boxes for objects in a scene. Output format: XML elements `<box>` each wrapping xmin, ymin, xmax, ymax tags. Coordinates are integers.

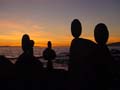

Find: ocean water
<box><xmin>0</xmin><ymin>46</ymin><xmax>69</xmax><ymax>70</ymax></box>
<box><xmin>108</xmin><ymin>46</ymin><xmax>120</xmax><ymax>51</ymax></box>
<box><xmin>0</xmin><ymin>46</ymin><xmax>69</xmax><ymax>58</ymax></box>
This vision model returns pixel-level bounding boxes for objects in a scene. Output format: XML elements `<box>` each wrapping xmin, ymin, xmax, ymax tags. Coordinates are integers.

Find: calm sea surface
<box><xmin>0</xmin><ymin>46</ymin><xmax>69</xmax><ymax>58</ymax></box>
<box><xmin>0</xmin><ymin>46</ymin><xmax>69</xmax><ymax>70</ymax></box>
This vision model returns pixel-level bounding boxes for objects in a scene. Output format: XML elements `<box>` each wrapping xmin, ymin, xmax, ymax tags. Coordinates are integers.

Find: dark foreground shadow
<box><xmin>94</xmin><ymin>23</ymin><xmax>118</xmax><ymax>89</ymax></box>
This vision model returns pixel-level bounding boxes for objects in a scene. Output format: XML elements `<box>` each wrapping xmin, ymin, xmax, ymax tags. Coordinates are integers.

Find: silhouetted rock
<box><xmin>15</xmin><ymin>34</ymin><xmax>44</xmax><ymax>90</ymax></box>
<box><xmin>43</xmin><ymin>41</ymin><xmax>56</xmax><ymax>70</ymax></box>
<box><xmin>94</xmin><ymin>23</ymin><xmax>113</xmax><ymax>89</ymax></box>
<box><xmin>69</xmin><ymin>19</ymin><xmax>97</xmax><ymax>90</ymax></box>
<box><xmin>0</xmin><ymin>55</ymin><xmax>14</xmax><ymax>79</ymax></box>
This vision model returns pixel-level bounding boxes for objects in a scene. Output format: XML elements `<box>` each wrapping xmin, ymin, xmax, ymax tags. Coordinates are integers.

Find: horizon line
<box><xmin>0</xmin><ymin>41</ymin><xmax>119</xmax><ymax>47</ymax></box>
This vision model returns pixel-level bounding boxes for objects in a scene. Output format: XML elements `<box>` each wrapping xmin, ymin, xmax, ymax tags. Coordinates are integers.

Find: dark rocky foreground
<box><xmin>0</xmin><ymin>49</ymin><xmax>120</xmax><ymax>90</ymax></box>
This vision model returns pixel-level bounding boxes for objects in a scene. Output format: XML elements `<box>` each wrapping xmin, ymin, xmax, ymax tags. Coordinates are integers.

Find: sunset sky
<box><xmin>0</xmin><ymin>0</ymin><xmax>120</xmax><ymax>46</ymax></box>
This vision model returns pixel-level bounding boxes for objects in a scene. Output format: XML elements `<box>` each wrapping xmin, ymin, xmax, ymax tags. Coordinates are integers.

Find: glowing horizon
<box><xmin>0</xmin><ymin>0</ymin><xmax>119</xmax><ymax>46</ymax></box>
<box><xmin>0</xmin><ymin>19</ymin><xmax>119</xmax><ymax>47</ymax></box>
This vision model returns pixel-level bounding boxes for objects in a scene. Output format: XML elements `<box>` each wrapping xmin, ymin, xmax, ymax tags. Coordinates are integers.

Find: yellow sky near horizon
<box><xmin>0</xmin><ymin>20</ymin><xmax>71</xmax><ymax>46</ymax></box>
<box><xmin>0</xmin><ymin>20</ymin><xmax>119</xmax><ymax>47</ymax></box>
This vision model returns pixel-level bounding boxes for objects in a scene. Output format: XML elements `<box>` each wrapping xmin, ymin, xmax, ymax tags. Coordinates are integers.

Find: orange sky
<box><xmin>0</xmin><ymin>20</ymin><xmax>71</xmax><ymax>46</ymax></box>
<box><xmin>0</xmin><ymin>20</ymin><xmax>119</xmax><ymax>47</ymax></box>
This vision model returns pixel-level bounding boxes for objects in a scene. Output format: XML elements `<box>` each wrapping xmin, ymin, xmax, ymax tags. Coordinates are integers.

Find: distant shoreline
<box><xmin>108</xmin><ymin>42</ymin><xmax>120</xmax><ymax>47</ymax></box>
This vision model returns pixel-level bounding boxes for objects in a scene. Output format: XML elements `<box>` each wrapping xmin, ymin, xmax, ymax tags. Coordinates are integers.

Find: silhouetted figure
<box><xmin>69</xmin><ymin>19</ymin><xmax>97</xmax><ymax>89</ymax></box>
<box><xmin>94</xmin><ymin>23</ymin><xmax>113</xmax><ymax>89</ymax></box>
<box><xmin>43</xmin><ymin>41</ymin><xmax>56</xmax><ymax>70</ymax></box>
